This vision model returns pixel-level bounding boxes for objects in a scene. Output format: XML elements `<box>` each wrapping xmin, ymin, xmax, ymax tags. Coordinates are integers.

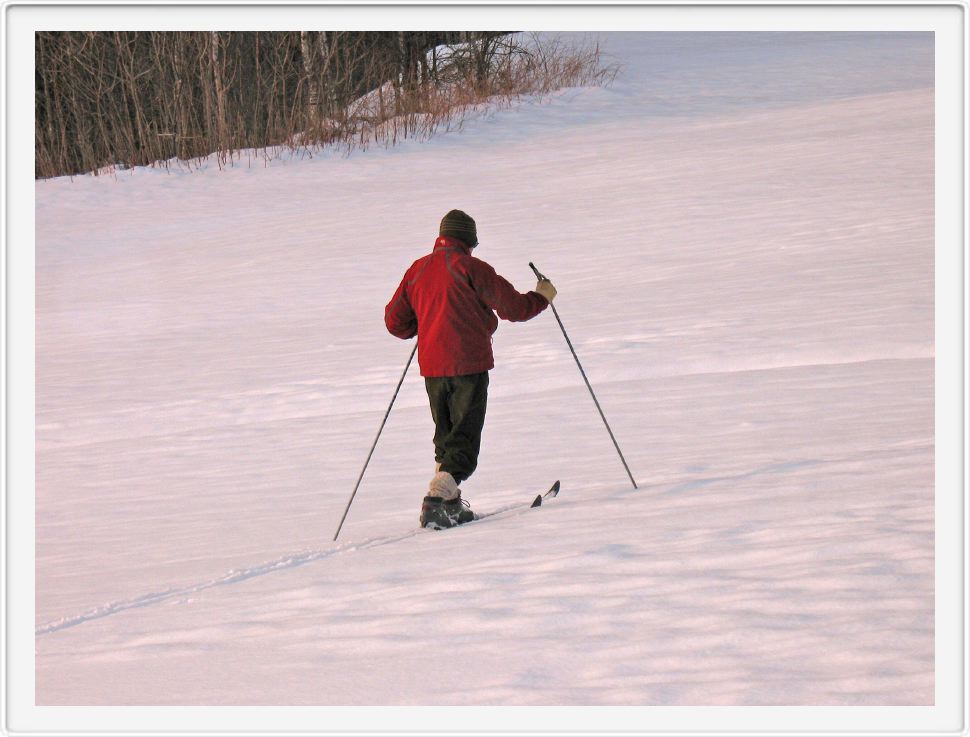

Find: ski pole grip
<box><xmin>529</xmin><ymin>262</ymin><xmax>548</xmax><ymax>281</ymax></box>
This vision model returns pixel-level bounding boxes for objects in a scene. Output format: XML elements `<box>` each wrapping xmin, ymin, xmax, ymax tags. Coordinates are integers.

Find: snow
<box><xmin>34</xmin><ymin>32</ymin><xmax>934</xmax><ymax>708</ymax></box>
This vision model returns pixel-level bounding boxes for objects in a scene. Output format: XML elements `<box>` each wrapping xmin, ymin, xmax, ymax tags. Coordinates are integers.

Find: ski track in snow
<box><xmin>36</xmin><ymin>536</ymin><xmax>416</xmax><ymax>636</ymax></box>
<box><xmin>35</xmin><ymin>498</ymin><xmax>539</xmax><ymax>636</ymax></box>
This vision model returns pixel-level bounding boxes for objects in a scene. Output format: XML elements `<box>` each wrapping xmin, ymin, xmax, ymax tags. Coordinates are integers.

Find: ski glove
<box><xmin>535</xmin><ymin>278</ymin><xmax>557</xmax><ymax>304</ymax></box>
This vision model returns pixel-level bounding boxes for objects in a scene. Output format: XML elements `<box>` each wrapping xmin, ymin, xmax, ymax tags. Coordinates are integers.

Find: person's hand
<box><xmin>536</xmin><ymin>278</ymin><xmax>557</xmax><ymax>303</ymax></box>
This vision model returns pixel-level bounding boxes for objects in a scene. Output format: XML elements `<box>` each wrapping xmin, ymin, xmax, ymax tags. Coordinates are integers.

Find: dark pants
<box><xmin>425</xmin><ymin>372</ymin><xmax>489</xmax><ymax>484</ymax></box>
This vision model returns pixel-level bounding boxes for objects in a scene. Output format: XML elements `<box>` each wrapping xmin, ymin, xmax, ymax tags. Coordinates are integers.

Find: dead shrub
<box><xmin>35</xmin><ymin>32</ymin><xmax>619</xmax><ymax>178</ymax></box>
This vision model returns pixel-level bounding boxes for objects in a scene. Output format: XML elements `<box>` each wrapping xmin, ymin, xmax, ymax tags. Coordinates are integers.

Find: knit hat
<box><xmin>439</xmin><ymin>209</ymin><xmax>478</xmax><ymax>247</ymax></box>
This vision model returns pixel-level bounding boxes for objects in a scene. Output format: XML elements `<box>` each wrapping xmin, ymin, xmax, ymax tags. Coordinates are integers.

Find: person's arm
<box><xmin>384</xmin><ymin>276</ymin><xmax>417</xmax><ymax>338</ymax></box>
<box><xmin>469</xmin><ymin>259</ymin><xmax>551</xmax><ymax>322</ymax></box>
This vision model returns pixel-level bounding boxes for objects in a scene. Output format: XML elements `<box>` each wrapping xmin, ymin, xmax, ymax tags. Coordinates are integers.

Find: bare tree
<box><xmin>34</xmin><ymin>31</ymin><xmax>616</xmax><ymax>178</ymax></box>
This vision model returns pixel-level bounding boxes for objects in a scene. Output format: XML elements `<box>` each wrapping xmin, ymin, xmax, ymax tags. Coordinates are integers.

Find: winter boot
<box><xmin>419</xmin><ymin>493</ymin><xmax>476</xmax><ymax>530</ymax></box>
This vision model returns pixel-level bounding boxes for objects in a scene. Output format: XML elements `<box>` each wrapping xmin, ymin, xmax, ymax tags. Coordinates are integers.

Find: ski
<box><xmin>421</xmin><ymin>481</ymin><xmax>561</xmax><ymax>531</ymax></box>
<box><xmin>530</xmin><ymin>480</ymin><xmax>561</xmax><ymax>508</ymax></box>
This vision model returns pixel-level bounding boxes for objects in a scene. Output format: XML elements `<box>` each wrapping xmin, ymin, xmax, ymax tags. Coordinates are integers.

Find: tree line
<box><xmin>35</xmin><ymin>31</ymin><xmax>521</xmax><ymax>178</ymax></box>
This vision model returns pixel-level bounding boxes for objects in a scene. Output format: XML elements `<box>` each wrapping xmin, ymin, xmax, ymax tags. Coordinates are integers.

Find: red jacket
<box><xmin>385</xmin><ymin>236</ymin><xmax>549</xmax><ymax>377</ymax></box>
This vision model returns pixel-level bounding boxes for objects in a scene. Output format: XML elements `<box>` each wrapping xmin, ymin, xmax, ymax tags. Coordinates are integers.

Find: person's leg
<box><xmin>421</xmin><ymin>373</ymin><xmax>487</xmax><ymax>528</ymax></box>
<box><xmin>425</xmin><ymin>376</ymin><xmax>453</xmax><ymax>471</ymax></box>
<box><xmin>441</xmin><ymin>372</ymin><xmax>489</xmax><ymax>484</ymax></box>
<box><xmin>425</xmin><ymin>376</ymin><xmax>462</xmax><ymax>501</ymax></box>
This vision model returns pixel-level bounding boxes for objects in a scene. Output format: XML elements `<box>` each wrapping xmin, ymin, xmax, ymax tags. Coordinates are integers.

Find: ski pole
<box><xmin>333</xmin><ymin>343</ymin><xmax>417</xmax><ymax>541</ymax></box>
<box><xmin>530</xmin><ymin>262</ymin><xmax>638</xmax><ymax>490</ymax></box>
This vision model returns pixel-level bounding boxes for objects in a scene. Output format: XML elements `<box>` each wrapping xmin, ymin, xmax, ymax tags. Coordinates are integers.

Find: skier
<box><xmin>385</xmin><ymin>210</ymin><xmax>557</xmax><ymax>529</ymax></box>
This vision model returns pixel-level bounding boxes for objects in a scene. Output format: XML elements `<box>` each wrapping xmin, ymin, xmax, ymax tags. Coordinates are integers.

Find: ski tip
<box><xmin>530</xmin><ymin>495</ymin><xmax>543</xmax><ymax>508</ymax></box>
<box><xmin>546</xmin><ymin>480</ymin><xmax>561</xmax><ymax>498</ymax></box>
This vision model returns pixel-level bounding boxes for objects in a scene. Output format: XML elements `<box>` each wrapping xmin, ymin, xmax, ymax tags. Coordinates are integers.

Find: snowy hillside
<box><xmin>35</xmin><ymin>32</ymin><xmax>934</xmax><ymax>709</ymax></box>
